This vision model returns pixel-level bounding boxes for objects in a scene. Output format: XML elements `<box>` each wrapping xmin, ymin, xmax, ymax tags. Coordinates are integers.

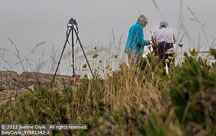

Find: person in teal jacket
<box><xmin>125</xmin><ymin>15</ymin><xmax>150</xmax><ymax>63</ymax></box>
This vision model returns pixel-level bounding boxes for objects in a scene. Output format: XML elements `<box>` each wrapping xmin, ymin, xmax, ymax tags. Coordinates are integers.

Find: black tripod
<box><xmin>51</xmin><ymin>18</ymin><xmax>94</xmax><ymax>87</ymax></box>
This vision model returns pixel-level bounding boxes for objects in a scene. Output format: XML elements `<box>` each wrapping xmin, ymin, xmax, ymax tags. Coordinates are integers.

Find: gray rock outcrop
<box><xmin>0</xmin><ymin>70</ymin><xmax>71</xmax><ymax>105</ymax></box>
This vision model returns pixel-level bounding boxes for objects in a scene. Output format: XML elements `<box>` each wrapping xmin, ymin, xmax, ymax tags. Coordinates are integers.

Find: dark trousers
<box><xmin>158</xmin><ymin>42</ymin><xmax>174</xmax><ymax>67</ymax></box>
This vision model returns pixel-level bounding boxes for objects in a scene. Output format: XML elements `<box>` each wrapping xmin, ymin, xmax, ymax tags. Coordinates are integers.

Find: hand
<box><xmin>147</xmin><ymin>40</ymin><xmax>152</xmax><ymax>45</ymax></box>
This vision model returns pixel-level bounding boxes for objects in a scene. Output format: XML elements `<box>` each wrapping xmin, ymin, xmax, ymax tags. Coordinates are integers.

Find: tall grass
<box><xmin>0</xmin><ymin>52</ymin><xmax>165</xmax><ymax>135</ymax></box>
<box><xmin>1</xmin><ymin>49</ymin><xmax>215</xmax><ymax>135</ymax></box>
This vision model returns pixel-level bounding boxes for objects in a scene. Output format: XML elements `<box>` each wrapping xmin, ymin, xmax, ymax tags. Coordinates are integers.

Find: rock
<box><xmin>0</xmin><ymin>71</ymin><xmax>21</xmax><ymax>90</ymax></box>
<box><xmin>0</xmin><ymin>70</ymin><xmax>72</xmax><ymax>105</ymax></box>
<box><xmin>20</xmin><ymin>72</ymin><xmax>70</xmax><ymax>89</ymax></box>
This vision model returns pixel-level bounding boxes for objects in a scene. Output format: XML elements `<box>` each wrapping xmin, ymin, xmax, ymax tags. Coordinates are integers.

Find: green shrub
<box><xmin>138</xmin><ymin>113</ymin><xmax>184</xmax><ymax>136</ymax></box>
<box><xmin>169</xmin><ymin>49</ymin><xmax>216</xmax><ymax>135</ymax></box>
<box><xmin>0</xmin><ymin>86</ymin><xmax>5</xmax><ymax>91</ymax></box>
<box><xmin>138</xmin><ymin>114</ymin><xmax>167</xmax><ymax>136</ymax></box>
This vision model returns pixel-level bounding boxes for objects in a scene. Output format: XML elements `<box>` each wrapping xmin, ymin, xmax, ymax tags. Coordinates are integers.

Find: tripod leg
<box><xmin>74</xmin><ymin>29</ymin><xmax>95</xmax><ymax>78</ymax></box>
<box><xmin>51</xmin><ymin>29</ymin><xmax>72</xmax><ymax>87</ymax></box>
<box><xmin>72</xmin><ymin>28</ymin><xmax>75</xmax><ymax>75</ymax></box>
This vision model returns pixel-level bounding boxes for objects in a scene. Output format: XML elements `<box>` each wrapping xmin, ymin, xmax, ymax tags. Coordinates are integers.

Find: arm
<box><xmin>137</xmin><ymin>27</ymin><xmax>149</xmax><ymax>46</ymax></box>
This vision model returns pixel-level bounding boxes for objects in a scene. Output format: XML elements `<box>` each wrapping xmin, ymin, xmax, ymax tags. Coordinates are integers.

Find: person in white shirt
<box><xmin>152</xmin><ymin>21</ymin><xmax>176</xmax><ymax>66</ymax></box>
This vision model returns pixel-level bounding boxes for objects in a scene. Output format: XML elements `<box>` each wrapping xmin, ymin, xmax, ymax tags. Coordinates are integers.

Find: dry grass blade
<box><xmin>136</xmin><ymin>6</ymin><xmax>142</xmax><ymax>15</ymax></box>
<box><xmin>210</xmin><ymin>38</ymin><xmax>216</xmax><ymax>49</ymax></box>
<box><xmin>7</xmin><ymin>37</ymin><xmax>25</xmax><ymax>72</ymax></box>
<box><xmin>0</xmin><ymin>55</ymin><xmax>11</xmax><ymax>69</ymax></box>
<box><xmin>187</xmin><ymin>7</ymin><xmax>209</xmax><ymax>44</ymax></box>
<box><xmin>0</xmin><ymin>48</ymin><xmax>10</xmax><ymax>52</ymax></box>
<box><xmin>50</xmin><ymin>45</ymin><xmax>57</xmax><ymax>73</ymax></box>
<box><xmin>176</xmin><ymin>0</ymin><xmax>183</xmax><ymax>39</ymax></box>
<box><xmin>24</xmin><ymin>56</ymin><xmax>34</xmax><ymax>72</ymax></box>
<box><xmin>29</xmin><ymin>41</ymin><xmax>46</xmax><ymax>55</ymax></box>
<box><xmin>10</xmin><ymin>59</ymin><xmax>26</xmax><ymax>69</ymax></box>
<box><xmin>35</xmin><ymin>59</ymin><xmax>47</xmax><ymax>72</ymax></box>
<box><xmin>149</xmin><ymin>0</ymin><xmax>166</xmax><ymax>21</ymax></box>
<box><xmin>179</xmin><ymin>32</ymin><xmax>188</xmax><ymax>44</ymax></box>
<box><xmin>34</xmin><ymin>41</ymin><xmax>46</xmax><ymax>48</ymax></box>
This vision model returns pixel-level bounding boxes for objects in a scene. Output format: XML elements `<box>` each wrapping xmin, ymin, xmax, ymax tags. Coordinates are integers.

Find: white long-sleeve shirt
<box><xmin>153</xmin><ymin>28</ymin><xmax>175</xmax><ymax>43</ymax></box>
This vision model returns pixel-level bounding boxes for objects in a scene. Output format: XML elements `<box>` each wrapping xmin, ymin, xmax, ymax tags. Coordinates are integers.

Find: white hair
<box><xmin>138</xmin><ymin>15</ymin><xmax>148</xmax><ymax>23</ymax></box>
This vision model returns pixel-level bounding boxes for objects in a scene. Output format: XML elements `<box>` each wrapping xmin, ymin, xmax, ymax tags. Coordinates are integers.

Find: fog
<box><xmin>0</xmin><ymin>0</ymin><xmax>215</xmax><ymax>75</ymax></box>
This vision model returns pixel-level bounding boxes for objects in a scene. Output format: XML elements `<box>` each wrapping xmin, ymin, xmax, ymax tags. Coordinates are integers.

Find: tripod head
<box><xmin>68</xmin><ymin>18</ymin><xmax>79</xmax><ymax>33</ymax></box>
<box><xmin>68</xmin><ymin>18</ymin><xmax>78</xmax><ymax>27</ymax></box>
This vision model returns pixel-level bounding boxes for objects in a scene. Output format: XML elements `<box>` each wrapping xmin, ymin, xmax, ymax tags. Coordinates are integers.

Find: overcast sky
<box><xmin>0</xmin><ymin>0</ymin><xmax>216</xmax><ymax>74</ymax></box>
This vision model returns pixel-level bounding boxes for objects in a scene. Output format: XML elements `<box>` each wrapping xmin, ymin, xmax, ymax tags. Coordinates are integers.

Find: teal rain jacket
<box><xmin>125</xmin><ymin>22</ymin><xmax>149</xmax><ymax>55</ymax></box>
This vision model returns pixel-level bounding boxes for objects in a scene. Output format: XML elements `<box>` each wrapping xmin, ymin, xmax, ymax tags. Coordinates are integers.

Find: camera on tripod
<box><xmin>68</xmin><ymin>18</ymin><xmax>78</xmax><ymax>26</ymax></box>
